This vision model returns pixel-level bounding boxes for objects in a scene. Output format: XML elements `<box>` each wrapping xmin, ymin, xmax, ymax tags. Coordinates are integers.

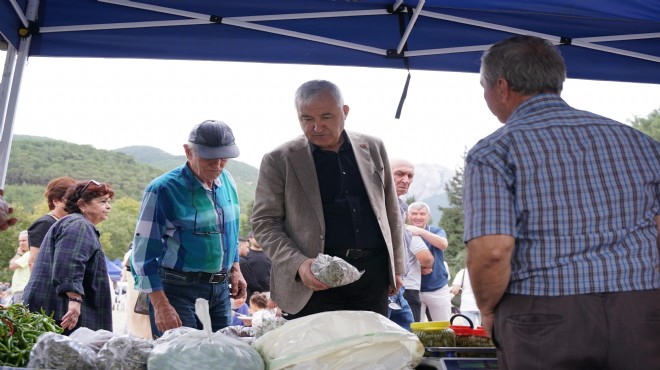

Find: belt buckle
<box><xmin>345</xmin><ymin>249</ymin><xmax>363</xmax><ymax>259</ymax></box>
<box><xmin>209</xmin><ymin>272</ymin><xmax>226</xmax><ymax>284</ymax></box>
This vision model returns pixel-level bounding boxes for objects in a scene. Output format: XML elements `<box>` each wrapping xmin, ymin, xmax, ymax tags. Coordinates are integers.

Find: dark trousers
<box><xmin>403</xmin><ymin>289</ymin><xmax>422</xmax><ymax>322</ymax></box>
<box><xmin>285</xmin><ymin>250</ymin><xmax>390</xmax><ymax>319</ymax></box>
<box><xmin>494</xmin><ymin>289</ymin><xmax>660</xmax><ymax>370</ymax></box>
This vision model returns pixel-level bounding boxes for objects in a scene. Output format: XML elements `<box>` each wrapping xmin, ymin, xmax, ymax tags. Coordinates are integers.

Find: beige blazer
<box><xmin>251</xmin><ymin>131</ymin><xmax>404</xmax><ymax>314</ymax></box>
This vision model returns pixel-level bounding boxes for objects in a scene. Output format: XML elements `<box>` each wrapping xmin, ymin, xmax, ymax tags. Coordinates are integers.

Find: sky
<box><xmin>5</xmin><ymin>55</ymin><xmax>660</xmax><ymax>171</ymax></box>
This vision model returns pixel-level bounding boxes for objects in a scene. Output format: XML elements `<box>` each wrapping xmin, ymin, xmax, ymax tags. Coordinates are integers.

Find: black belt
<box><xmin>341</xmin><ymin>249</ymin><xmax>379</xmax><ymax>260</ymax></box>
<box><xmin>163</xmin><ymin>268</ymin><xmax>228</xmax><ymax>284</ymax></box>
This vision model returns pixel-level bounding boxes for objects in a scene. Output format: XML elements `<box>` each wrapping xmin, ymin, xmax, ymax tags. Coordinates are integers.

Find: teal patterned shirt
<box><xmin>132</xmin><ymin>163</ymin><xmax>240</xmax><ymax>292</ymax></box>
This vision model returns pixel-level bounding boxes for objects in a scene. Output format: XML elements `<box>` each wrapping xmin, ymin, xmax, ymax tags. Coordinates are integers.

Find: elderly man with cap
<box><xmin>131</xmin><ymin>120</ymin><xmax>247</xmax><ymax>338</ymax></box>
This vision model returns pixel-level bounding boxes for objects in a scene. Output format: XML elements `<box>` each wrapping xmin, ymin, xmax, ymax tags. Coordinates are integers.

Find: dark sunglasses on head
<box><xmin>79</xmin><ymin>180</ymin><xmax>101</xmax><ymax>197</ymax></box>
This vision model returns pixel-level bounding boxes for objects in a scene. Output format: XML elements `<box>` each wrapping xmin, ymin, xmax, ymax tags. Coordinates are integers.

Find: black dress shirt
<box><xmin>311</xmin><ymin>131</ymin><xmax>385</xmax><ymax>250</ymax></box>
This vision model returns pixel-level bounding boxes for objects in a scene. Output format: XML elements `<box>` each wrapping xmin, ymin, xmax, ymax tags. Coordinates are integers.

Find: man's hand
<box><xmin>0</xmin><ymin>190</ymin><xmax>17</xmax><ymax>232</ymax></box>
<box><xmin>481</xmin><ymin>311</ymin><xmax>495</xmax><ymax>337</ymax></box>
<box><xmin>229</xmin><ymin>265</ymin><xmax>247</xmax><ymax>299</ymax></box>
<box><xmin>389</xmin><ymin>274</ymin><xmax>404</xmax><ymax>295</ymax></box>
<box><xmin>421</xmin><ymin>266</ymin><xmax>433</xmax><ymax>275</ymax></box>
<box><xmin>149</xmin><ymin>290</ymin><xmax>182</xmax><ymax>334</ymax></box>
<box><xmin>298</xmin><ymin>258</ymin><xmax>330</xmax><ymax>291</ymax></box>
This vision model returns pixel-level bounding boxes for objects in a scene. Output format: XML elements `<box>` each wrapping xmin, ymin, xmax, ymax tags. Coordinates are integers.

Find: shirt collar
<box><xmin>182</xmin><ymin>162</ymin><xmax>221</xmax><ymax>191</ymax></box>
<box><xmin>309</xmin><ymin>130</ymin><xmax>351</xmax><ymax>153</ymax></box>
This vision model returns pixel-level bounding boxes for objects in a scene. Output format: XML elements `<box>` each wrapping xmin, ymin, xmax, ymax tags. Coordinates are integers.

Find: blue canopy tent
<box><xmin>106</xmin><ymin>256</ymin><xmax>123</xmax><ymax>283</ymax></box>
<box><xmin>0</xmin><ymin>0</ymin><xmax>659</xmax><ymax>183</ymax></box>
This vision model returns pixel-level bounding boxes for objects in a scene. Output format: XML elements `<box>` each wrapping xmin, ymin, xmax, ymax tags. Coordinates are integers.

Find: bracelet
<box><xmin>68</xmin><ymin>297</ymin><xmax>83</xmax><ymax>303</ymax></box>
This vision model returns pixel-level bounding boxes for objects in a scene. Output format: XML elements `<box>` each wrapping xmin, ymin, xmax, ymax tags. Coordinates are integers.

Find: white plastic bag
<box><xmin>70</xmin><ymin>327</ymin><xmax>116</xmax><ymax>353</ymax></box>
<box><xmin>147</xmin><ymin>298</ymin><xmax>265</xmax><ymax>370</ymax></box>
<box><xmin>253</xmin><ymin>310</ymin><xmax>424</xmax><ymax>370</ymax></box>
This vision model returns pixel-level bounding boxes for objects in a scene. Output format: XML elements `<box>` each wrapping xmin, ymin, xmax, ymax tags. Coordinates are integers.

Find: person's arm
<box><xmin>229</xmin><ymin>262</ymin><xmax>247</xmax><ymax>299</ymax></box>
<box><xmin>656</xmin><ymin>215</ymin><xmax>659</xmax><ymax>271</ymax></box>
<box><xmin>466</xmin><ymin>234</ymin><xmax>515</xmax><ymax>335</ymax></box>
<box><xmin>410</xmin><ymin>236</ymin><xmax>434</xmax><ymax>275</ymax></box>
<box><xmin>251</xmin><ymin>152</ymin><xmax>329</xmax><ymax>291</ymax></box>
<box><xmin>9</xmin><ymin>247</ymin><xmax>27</xmax><ymax>270</ymax></box>
<box><xmin>133</xmin><ymin>189</ymin><xmax>183</xmax><ymax>334</ymax></box>
<box><xmin>407</xmin><ymin>225</ymin><xmax>448</xmax><ymax>250</ymax></box>
<box><xmin>50</xmin><ymin>218</ymin><xmax>97</xmax><ymax>330</ymax></box>
<box><xmin>0</xmin><ymin>190</ymin><xmax>17</xmax><ymax>231</ymax></box>
<box><xmin>450</xmin><ymin>269</ymin><xmax>466</xmax><ymax>295</ymax></box>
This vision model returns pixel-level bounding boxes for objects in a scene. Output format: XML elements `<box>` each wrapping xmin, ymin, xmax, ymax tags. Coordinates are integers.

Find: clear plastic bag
<box><xmin>97</xmin><ymin>335</ymin><xmax>154</xmax><ymax>370</ymax></box>
<box><xmin>28</xmin><ymin>332</ymin><xmax>98</xmax><ymax>370</ymax></box>
<box><xmin>147</xmin><ymin>299</ymin><xmax>265</xmax><ymax>370</ymax></box>
<box><xmin>311</xmin><ymin>253</ymin><xmax>364</xmax><ymax>287</ymax></box>
<box><xmin>253</xmin><ymin>310</ymin><xmax>424</xmax><ymax>370</ymax></box>
<box><xmin>70</xmin><ymin>327</ymin><xmax>116</xmax><ymax>353</ymax></box>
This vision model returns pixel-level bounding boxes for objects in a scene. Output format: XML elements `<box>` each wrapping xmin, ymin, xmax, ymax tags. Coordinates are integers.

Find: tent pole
<box><xmin>0</xmin><ymin>0</ymin><xmax>38</xmax><ymax>187</ymax></box>
<box><xmin>0</xmin><ymin>46</ymin><xmax>18</xmax><ymax>140</ymax></box>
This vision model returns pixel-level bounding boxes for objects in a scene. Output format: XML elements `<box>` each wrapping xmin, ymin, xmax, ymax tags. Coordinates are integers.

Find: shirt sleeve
<box><xmin>52</xmin><ymin>220</ymin><xmax>97</xmax><ymax>296</ymax></box>
<box><xmin>16</xmin><ymin>252</ymin><xmax>30</xmax><ymax>268</ymax></box>
<box><xmin>27</xmin><ymin>218</ymin><xmax>51</xmax><ymax>248</ymax></box>
<box><xmin>463</xmin><ymin>159</ymin><xmax>517</xmax><ymax>242</ymax></box>
<box><xmin>409</xmin><ymin>235</ymin><xmax>428</xmax><ymax>255</ymax></box>
<box><xmin>132</xmin><ymin>190</ymin><xmax>166</xmax><ymax>292</ymax></box>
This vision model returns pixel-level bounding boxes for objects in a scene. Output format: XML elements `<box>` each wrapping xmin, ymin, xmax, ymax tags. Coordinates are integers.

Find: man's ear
<box><xmin>496</xmin><ymin>78</ymin><xmax>511</xmax><ymax>103</ymax></box>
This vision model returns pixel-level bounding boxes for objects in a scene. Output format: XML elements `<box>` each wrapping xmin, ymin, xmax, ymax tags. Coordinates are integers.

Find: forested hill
<box><xmin>7</xmin><ymin>135</ymin><xmax>163</xmax><ymax>200</ymax></box>
<box><xmin>7</xmin><ymin>136</ymin><xmax>259</xmax><ymax>210</ymax></box>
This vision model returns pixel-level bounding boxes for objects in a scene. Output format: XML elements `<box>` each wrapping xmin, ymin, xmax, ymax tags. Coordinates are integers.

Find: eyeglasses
<box><xmin>79</xmin><ymin>180</ymin><xmax>101</xmax><ymax>197</ymax></box>
<box><xmin>191</xmin><ymin>187</ymin><xmax>224</xmax><ymax>235</ymax></box>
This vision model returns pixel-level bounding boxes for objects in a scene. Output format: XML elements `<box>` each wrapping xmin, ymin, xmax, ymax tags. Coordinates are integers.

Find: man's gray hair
<box><xmin>480</xmin><ymin>35</ymin><xmax>566</xmax><ymax>95</ymax></box>
<box><xmin>294</xmin><ymin>80</ymin><xmax>344</xmax><ymax>110</ymax></box>
<box><xmin>19</xmin><ymin>230</ymin><xmax>28</xmax><ymax>238</ymax></box>
<box><xmin>408</xmin><ymin>201</ymin><xmax>431</xmax><ymax>214</ymax></box>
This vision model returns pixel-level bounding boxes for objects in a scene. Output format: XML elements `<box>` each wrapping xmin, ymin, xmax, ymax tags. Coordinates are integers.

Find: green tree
<box><xmin>0</xmin><ymin>205</ymin><xmax>37</xmax><ymax>283</ymax></box>
<box><xmin>97</xmin><ymin>197</ymin><xmax>141</xmax><ymax>260</ymax></box>
<box><xmin>629</xmin><ymin>107</ymin><xmax>660</xmax><ymax>142</ymax></box>
<box><xmin>438</xmin><ymin>151</ymin><xmax>466</xmax><ymax>278</ymax></box>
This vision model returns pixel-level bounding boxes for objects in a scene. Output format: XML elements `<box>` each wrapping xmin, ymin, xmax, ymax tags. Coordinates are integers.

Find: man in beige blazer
<box><xmin>252</xmin><ymin>79</ymin><xmax>404</xmax><ymax>318</ymax></box>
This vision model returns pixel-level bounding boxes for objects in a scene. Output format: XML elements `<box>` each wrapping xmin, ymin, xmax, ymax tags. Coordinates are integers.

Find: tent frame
<box><xmin>1</xmin><ymin>0</ymin><xmax>659</xmax><ymax>184</ymax></box>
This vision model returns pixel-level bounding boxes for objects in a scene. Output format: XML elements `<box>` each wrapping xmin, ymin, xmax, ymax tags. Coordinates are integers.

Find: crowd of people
<box><xmin>0</xmin><ymin>34</ymin><xmax>657</xmax><ymax>369</ymax></box>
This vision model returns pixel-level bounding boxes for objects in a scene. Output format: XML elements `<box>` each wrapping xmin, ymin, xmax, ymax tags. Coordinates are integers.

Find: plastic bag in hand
<box><xmin>253</xmin><ymin>310</ymin><xmax>424</xmax><ymax>370</ymax></box>
<box><xmin>28</xmin><ymin>332</ymin><xmax>98</xmax><ymax>370</ymax></box>
<box><xmin>147</xmin><ymin>298</ymin><xmax>264</xmax><ymax>370</ymax></box>
<box><xmin>311</xmin><ymin>253</ymin><xmax>364</xmax><ymax>287</ymax></box>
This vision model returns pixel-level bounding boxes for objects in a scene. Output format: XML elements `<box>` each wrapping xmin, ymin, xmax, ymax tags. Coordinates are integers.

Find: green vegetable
<box><xmin>0</xmin><ymin>303</ymin><xmax>64</xmax><ymax>367</ymax></box>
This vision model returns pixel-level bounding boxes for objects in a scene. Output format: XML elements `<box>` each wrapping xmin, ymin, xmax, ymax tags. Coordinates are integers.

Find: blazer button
<box><xmin>320</xmin><ymin>235</ymin><xmax>325</xmax><ymax>240</ymax></box>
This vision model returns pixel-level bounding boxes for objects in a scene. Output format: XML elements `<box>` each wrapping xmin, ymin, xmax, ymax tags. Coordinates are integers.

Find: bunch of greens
<box><xmin>0</xmin><ymin>303</ymin><xmax>63</xmax><ymax>367</ymax></box>
<box><xmin>28</xmin><ymin>332</ymin><xmax>97</xmax><ymax>370</ymax></box>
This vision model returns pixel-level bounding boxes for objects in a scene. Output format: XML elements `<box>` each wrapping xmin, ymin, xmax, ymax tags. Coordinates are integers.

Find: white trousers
<box><xmin>420</xmin><ymin>285</ymin><xmax>452</xmax><ymax>322</ymax></box>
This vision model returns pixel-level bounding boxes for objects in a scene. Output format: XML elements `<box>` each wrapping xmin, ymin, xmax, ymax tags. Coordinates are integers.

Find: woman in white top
<box><xmin>451</xmin><ymin>268</ymin><xmax>481</xmax><ymax>326</ymax></box>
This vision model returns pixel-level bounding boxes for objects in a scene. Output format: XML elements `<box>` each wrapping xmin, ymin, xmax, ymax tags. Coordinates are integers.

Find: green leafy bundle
<box><xmin>0</xmin><ymin>303</ymin><xmax>63</xmax><ymax>367</ymax></box>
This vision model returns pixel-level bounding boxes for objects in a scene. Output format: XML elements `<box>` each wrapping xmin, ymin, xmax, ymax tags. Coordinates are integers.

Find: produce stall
<box><xmin>2</xmin><ymin>301</ymin><xmax>499</xmax><ymax>369</ymax></box>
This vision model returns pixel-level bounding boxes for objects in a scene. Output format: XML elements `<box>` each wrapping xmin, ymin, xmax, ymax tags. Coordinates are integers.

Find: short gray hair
<box><xmin>294</xmin><ymin>80</ymin><xmax>344</xmax><ymax>110</ymax></box>
<box><xmin>408</xmin><ymin>201</ymin><xmax>431</xmax><ymax>214</ymax></box>
<box><xmin>480</xmin><ymin>35</ymin><xmax>566</xmax><ymax>95</ymax></box>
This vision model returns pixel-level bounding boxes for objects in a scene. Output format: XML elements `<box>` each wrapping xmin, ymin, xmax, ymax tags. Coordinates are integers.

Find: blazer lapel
<box><xmin>289</xmin><ymin>140</ymin><xmax>324</xmax><ymax>227</ymax></box>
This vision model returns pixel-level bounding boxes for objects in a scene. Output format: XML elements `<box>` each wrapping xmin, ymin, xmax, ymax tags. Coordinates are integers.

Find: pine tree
<box><xmin>438</xmin><ymin>150</ymin><xmax>466</xmax><ymax>278</ymax></box>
